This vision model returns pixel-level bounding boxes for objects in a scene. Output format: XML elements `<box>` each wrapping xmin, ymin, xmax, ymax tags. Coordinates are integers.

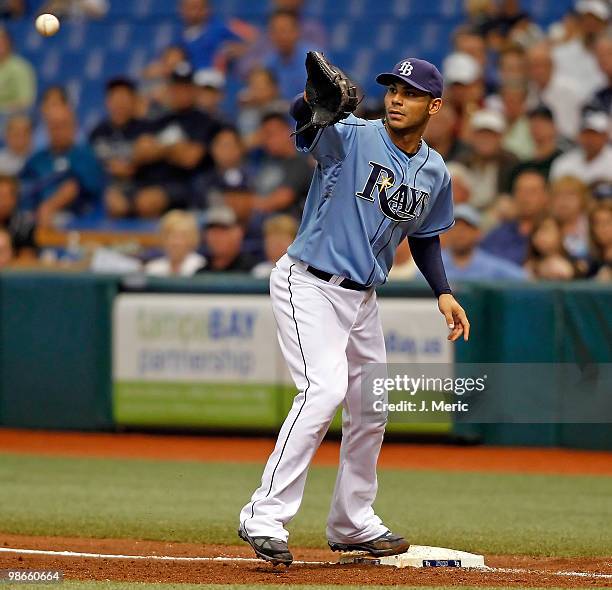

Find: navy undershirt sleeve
<box><xmin>290</xmin><ymin>94</ymin><xmax>318</xmax><ymax>146</ymax></box>
<box><xmin>407</xmin><ymin>235</ymin><xmax>452</xmax><ymax>298</ymax></box>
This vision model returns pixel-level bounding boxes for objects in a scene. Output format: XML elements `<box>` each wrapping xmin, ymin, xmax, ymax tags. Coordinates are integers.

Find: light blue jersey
<box><xmin>287</xmin><ymin>115</ymin><xmax>454</xmax><ymax>287</ymax></box>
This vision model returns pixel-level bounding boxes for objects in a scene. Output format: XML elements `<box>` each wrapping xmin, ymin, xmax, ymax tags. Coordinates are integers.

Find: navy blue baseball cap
<box><xmin>376</xmin><ymin>58</ymin><xmax>443</xmax><ymax>99</ymax></box>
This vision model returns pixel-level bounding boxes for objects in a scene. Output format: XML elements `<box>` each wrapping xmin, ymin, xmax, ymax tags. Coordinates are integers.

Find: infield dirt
<box><xmin>1</xmin><ymin>429</ymin><xmax>611</xmax><ymax>588</ymax></box>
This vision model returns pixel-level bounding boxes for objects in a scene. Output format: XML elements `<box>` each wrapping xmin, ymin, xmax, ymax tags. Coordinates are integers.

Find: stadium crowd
<box><xmin>0</xmin><ymin>0</ymin><xmax>610</xmax><ymax>283</ymax></box>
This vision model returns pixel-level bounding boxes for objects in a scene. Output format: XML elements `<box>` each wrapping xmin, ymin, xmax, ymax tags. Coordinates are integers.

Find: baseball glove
<box><xmin>295</xmin><ymin>51</ymin><xmax>359</xmax><ymax>135</ymax></box>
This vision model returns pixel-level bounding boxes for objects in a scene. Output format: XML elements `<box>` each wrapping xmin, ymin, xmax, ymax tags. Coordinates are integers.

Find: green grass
<box><xmin>0</xmin><ymin>453</ymin><xmax>610</xmax><ymax>557</ymax></box>
<box><xmin>22</xmin><ymin>585</ymin><xmax>601</xmax><ymax>590</ymax></box>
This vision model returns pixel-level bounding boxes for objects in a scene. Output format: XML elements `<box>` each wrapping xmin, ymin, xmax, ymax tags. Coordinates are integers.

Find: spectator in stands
<box><xmin>552</xmin><ymin>0</ymin><xmax>608</xmax><ymax>101</ymax></box>
<box><xmin>194</xmin><ymin>68</ymin><xmax>226</xmax><ymax>118</ymax></box>
<box><xmin>511</xmin><ymin>105</ymin><xmax>566</xmax><ymax>183</ymax></box>
<box><xmin>0</xmin><ymin>27</ymin><xmax>35</xmax><ymax>116</ymax></box>
<box><xmin>21</xmin><ymin>107</ymin><xmax>104</xmax><ymax>226</ymax></box>
<box><xmin>585</xmin><ymin>199</ymin><xmax>612</xmax><ymax>280</ymax></box>
<box><xmin>261</xmin><ymin>9</ymin><xmax>315</xmax><ymax>100</ymax></box>
<box><xmin>441</xmin><ymin>204</ymin><xmax>527</xmax><ymax>280</ymax></box>
<box><xmin>0</xmin><ymin>0</ymin><xmax>24</xmax><ymax>19</ymax></box>
<box><xmin>481</xmin><ymin>170</ymin><xmax>550</xmax><ymax>265</ymax></box>
<box><xmin>547</xmin><ymin>7</ymin><xmax>581</xmax><ymax>44</ymax></box>
<box><xmin>463</xmin><ymin>0</ymin><xmax>495</xmax><ymax>30</ymax></box>
<box><xmin>0</xmin><ymin>175</ymin><xmax>36</xmax><ymax>258</ymax></box>
<box><xmin>423</xmin><ymin>106</ymin><xmax>469</xmax><ymax>161</ymax></box>
<box><xmin>141</xmin><ymin>45</ymin><xmax>188</xmax><ymax>117</ymax></box>
<box><xmin>503</xmin><ymin>9</ymin><xmax>544</xmax><ymax>49</ymax></box>
<box><xmin>131</xmin><ymin>62</ymin><xmax>221</xmax><ymax>218</ymax></box>
<box><xmin>550</xmin><ymin>176</ymin><xmax>591</xmax><ymax>259</ymax></box>
<box><xmin>42</xmin><ymin>0</ymin><xmax>109</xmax><ymax>19</ymax></box>
<box><xmin>550</xmin><ymin>109</ymin><xmax>612</xmax><ymax>186</ymax></box>
<box><xmin>145</xmin><ymin>210</ymin><xmax>206</xmax><ymax>276</ymax></box>
<box><xmin>89</xmin><ymin>78</ymin><xmax>148</xmax><ymax>219</ymax></box>
<box><xmin>442</xmin><ymin>52</ymin><xmax>485</xmax><ymax>140</ymax></box>
<box><xmin>533</xmin><ymin>256</ymin><xmax>577</xmax><ymax>280</ymax></box>
<box><xmin>456</xmin><ymin>109</ymin><xmax>519</xmax><ymax>215</ymax></box>
<box><xmin>237</xmin><ymin>0</ymin><xmax>326</xmax><ymax>80</ymax></box>
<box><xmin>526</xmin><ymin>42</ymin><xmax>583</xmax><ymax>140</ymax></box>
<box><xmin>174</xmin><ymin>0</ymin><xmax>251</xmax><ymax>71</ymax></box>
<box><xmin>496</xmin><ymin>81</ymin><xmax>535</xmax><ymax>160</ymax></box>
<box><xmin>0</xmin><ymin>114</ymin><xmax>32</xmax><ymax>176</ymax></box>
<box><xmin>525</xmin><ymin>216</ymin><xmax>576</xmax><ymax>280</ymax></box>
<box><xmin>195</xmin><ymin>126</ymin><xmax>250</xmax><ymax>210</ymax></box>
<box><xmin>237</xmin><ymin>68</ymin><xmax>287</xmax><ymax>149</ymax></box>
<box><xmin>197</xmin><ymin>206</ymin><xmax>257</xmax><ymax>272</ymax></box>
<box><xmin>225</xmin><ymin>113</ymin><xmax>312</xmax><ymax>224</ymax></box>
<box><xmin>251</xmin><ymin>214</ymin><xmax>298</xmax><ymax>278</ymax></box>
<box><xmin>497</xmin><ymin>45</ymin><xmax>528</xmax><ymax>87</ymax></box>
<box><xmin>0</xmin><ymin>226</ymin><xmax>12</xmax><ymax>268</ymax></box>
<box><xmin>447</xmin><ymin>162</ymin><xmax>474</xmax><ymax>205</ymax></box>
<box><xmin>590</xmin><ymin>33</ymin><xmax>612</xmax><ymax>114</ymax></box>
<box><xmin>33</xmin><ymin>86</ymin><xmax>75</xmax><ymax>150</ymax></box>
<box><xmin>453</xmin><ymin>25</ymin><xmax>496</xmax><ymax>92</ymax></box>
<box><xmin>273</xmin><ymin>0</ymin><xmax>326</xmax><ymax>48</ymax></box>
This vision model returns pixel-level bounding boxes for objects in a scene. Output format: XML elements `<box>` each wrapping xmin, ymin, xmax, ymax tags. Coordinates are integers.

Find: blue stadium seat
<box><xmin>10</xmin><ymin>0</ymin><xmax>579</xmax><ymax>132</ymax></box>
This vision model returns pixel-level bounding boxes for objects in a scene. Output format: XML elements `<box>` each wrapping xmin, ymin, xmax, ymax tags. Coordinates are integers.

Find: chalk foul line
<box><xmin>0</xmin><ymin>547</ymin><xmax>611</xmax><ymax>580</ymax></box>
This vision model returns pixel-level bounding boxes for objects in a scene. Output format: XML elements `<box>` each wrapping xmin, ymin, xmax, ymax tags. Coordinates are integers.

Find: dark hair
<box><xmin>41</xmin><ymin>85</ymin><xmax>69</xmax><ymax>105</ymax></box>
<box><xmin>512</xmin><ymin>168</ymin><xmax>547</xmax><ymax>192</ymax></box>
<box><xmin>269</xmin><ymin>8</ymin><xmax>299</xmax><ymax>24</ymax></box>
<box><xmin>212</xmin><ymin>125</ymin><xmax>241</xmax><ymax>141</ymax></box>
<box><xmin>0</xmin><ymin>26</ymin><xmax>12</xmax><ymax>47</ymax></box>
<box><xmin>589</xmin><ymin>200</ymin><xmax>612</xmax><ymax>262</ymax></box>
<box><xmin>106</xmin><ymin>77</ymin><xmax>137</xmax><ymax>94</ymax></box>
<box><xmin>526</xmin><ymin>216</ymin><xmax>571</xmax><ymax>262</ymax></box>
<box><xmin>249</xmin><ymin>66</ymin><xmax>278</xmax><ymax>87</ymax></box>
<box><xmin>260</xmin><ymin>110</ymin><xmax>291</xmax><ymax>127</ymax></box>
<box><xmin>452</xmin><ymin>24</ymin><xmax>484</xmax><ymax>44</ymax></box>
<box><xmin>0</xmin><ymin>174</ymin><xmax>19</xmax><ymax>193</ymax></box>
<box><xmin>527</xmin><ymin>104</ymin><xmax>554</xmax><ymax>120</ymax></box>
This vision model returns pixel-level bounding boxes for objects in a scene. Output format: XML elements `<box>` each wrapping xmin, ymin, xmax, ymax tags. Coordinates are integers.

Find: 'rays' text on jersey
<box><xmin>356</xmin><ymin>161</ymin><xmax>430</xmax><ymax>222</ymax></box>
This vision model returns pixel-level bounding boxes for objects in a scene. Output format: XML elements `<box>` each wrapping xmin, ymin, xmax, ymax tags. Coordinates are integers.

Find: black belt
<box><xmin>306</xmin><ymin>265</ymin><xmax>369</xmax><ymax>291</ymax></box>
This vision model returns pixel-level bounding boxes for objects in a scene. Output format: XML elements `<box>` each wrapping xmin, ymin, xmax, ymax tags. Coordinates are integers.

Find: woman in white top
<box><xmin>145</xmin><ymin>210</ymin><xmax>206</xmax><ymax>276</ymax></box>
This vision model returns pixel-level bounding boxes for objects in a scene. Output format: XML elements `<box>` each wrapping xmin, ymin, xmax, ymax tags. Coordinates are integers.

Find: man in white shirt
<box><xmin>552</xmin><ymin>0</ymin><xmax>608</xmax><ymax>102</ymax></box>
<box><xmin>526</xmin><ymin>42</ymin><xmax>584</xmax><ymax>140</ymax></box>
<box><xmin>550</xmin><ymin>109</ymin><xmax>612</xmax><ymax>185</ymax></box>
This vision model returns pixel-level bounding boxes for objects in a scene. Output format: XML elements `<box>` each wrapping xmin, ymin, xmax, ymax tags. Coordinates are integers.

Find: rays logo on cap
<box><xmin>398</xmin><ymin>60</ymin><xmax>413</xmax><ymax>76</ymax></box>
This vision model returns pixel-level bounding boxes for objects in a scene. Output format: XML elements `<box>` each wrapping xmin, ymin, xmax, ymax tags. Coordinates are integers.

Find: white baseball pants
<box><xmin>239</xmin><ymin>253</ymin><xmax>388</xmax><ymax>544</ymax></box>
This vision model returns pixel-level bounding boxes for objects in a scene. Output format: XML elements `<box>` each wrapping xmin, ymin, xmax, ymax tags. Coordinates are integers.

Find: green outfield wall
<box><xmin>0</xmin><ymin>271</ymin><xmax>610</xmax><ymax>449</ymax></box>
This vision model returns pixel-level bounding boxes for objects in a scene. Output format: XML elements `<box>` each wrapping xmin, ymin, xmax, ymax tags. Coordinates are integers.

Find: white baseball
<box><xmin>35</xmin><ymin>14</ymin><xmax>60</xmax><ymax>37</ymax></box>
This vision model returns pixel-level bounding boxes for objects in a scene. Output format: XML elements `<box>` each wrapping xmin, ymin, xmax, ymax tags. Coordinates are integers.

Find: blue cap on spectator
<box><xmin>453</xmin><ymin>204</ymin><xmax>482</xmax><ymax>228</ymax></box>
<box><xmin>376</xmin><ymin>58</ymin><xmax>444</xmax><ymax>99</ymax></box>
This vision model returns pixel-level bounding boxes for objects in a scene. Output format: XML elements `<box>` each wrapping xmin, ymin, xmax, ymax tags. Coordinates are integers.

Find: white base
<box><xmin>339</xmin><ymin>545</ymin><xmax>485</xmax><ymax>568</ymax></box>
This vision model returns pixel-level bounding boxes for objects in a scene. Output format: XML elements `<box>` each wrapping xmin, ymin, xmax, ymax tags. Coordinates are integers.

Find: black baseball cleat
<box><xmin>328</xmin><ymin>530</ymin><xmax>410</xmax><ymax>557</ymax></box>
<box><xmin>238</xmin><ymin>526</ymin><xmax>293</xmax><ymax>566</ymax></box>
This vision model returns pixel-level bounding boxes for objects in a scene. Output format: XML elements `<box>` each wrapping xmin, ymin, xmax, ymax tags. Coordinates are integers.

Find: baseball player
<box><xmin>238</xmin><ymin>53</ymin><xmax>470</xmax><ymax>566</ymax></box>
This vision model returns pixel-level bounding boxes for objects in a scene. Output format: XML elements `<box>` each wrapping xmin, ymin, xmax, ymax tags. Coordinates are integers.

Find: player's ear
<box><xmin>429</xmin><ymin>98</ymin><xmax>443</xmax><ymax>116</ymax></box>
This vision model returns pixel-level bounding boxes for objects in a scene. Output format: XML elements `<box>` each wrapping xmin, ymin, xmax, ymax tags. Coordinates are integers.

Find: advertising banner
<box><xmin>113</xmin><ymin>294</ymin><xmax>452</xmax><ymax>431</ymax></box>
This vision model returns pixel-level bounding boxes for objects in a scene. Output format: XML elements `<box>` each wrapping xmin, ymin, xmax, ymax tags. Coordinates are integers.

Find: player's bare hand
<box><xmin>438</xmin><ymin>294</ymin><xmax>470</xmax><ymax>342</ymax></box>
